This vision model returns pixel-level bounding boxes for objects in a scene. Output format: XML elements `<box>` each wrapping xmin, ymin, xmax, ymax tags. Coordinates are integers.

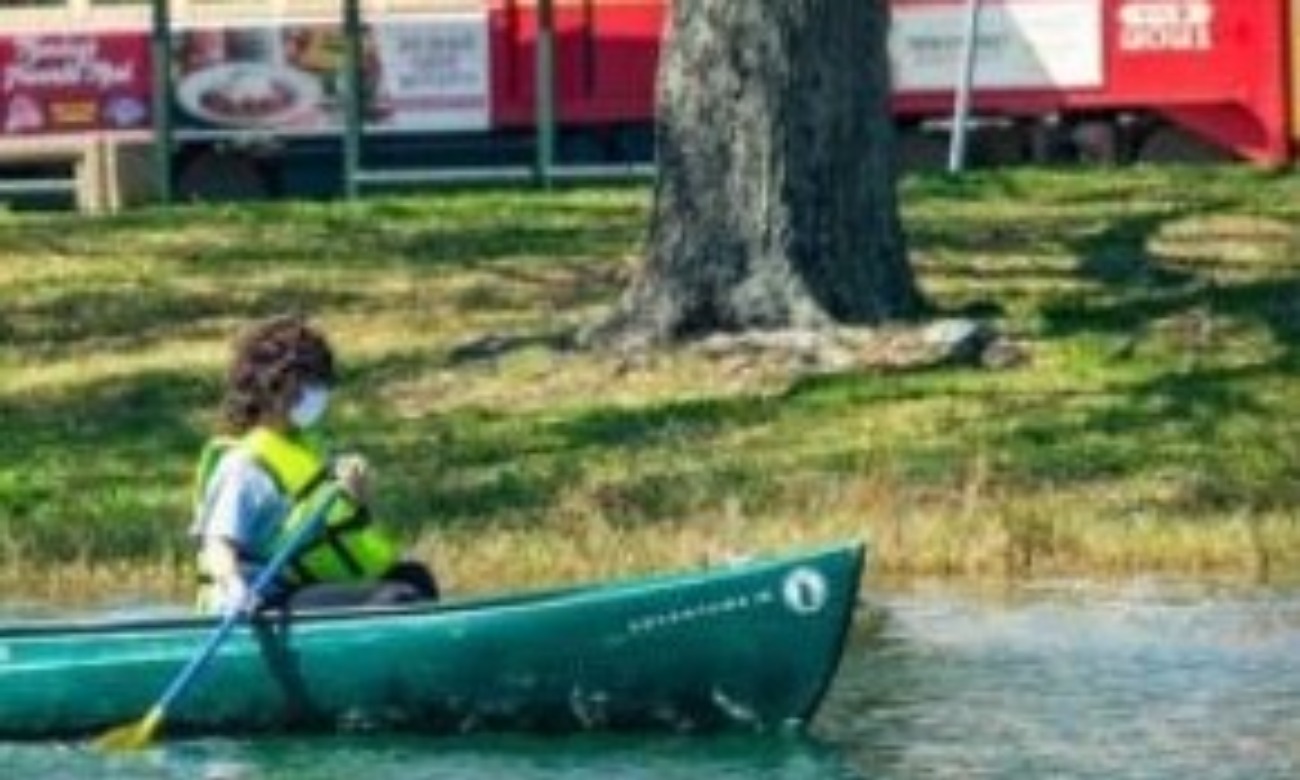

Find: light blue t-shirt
<box><xmin>191</xmin><ymin>449</ymin><xmax>290</xmax><ymax>561</ymax></box>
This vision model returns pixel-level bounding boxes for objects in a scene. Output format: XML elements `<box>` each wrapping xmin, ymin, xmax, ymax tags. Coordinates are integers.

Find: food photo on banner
<box><xmin>171</xmin><ymin>15</ymin><xmax>491</xmax><ymax>137</ymax></box>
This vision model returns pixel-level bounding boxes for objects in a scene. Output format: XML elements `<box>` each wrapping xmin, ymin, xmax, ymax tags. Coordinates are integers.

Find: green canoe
<box><xmin>0</xmin><ymin>542</ymin><xmax>864</xmax><ymax>740</ymax></box>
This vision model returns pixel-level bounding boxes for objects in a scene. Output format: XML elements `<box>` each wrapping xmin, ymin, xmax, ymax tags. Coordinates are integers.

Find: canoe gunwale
<box><xmin>0</xmin><ymin>540</ymin><xmax>867</xmax><ymax>639</ymax></box>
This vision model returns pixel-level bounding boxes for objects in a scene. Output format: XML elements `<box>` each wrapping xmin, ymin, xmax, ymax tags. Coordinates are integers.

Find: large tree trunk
<box><xmin>591</xmin><ymin>0</ymin><xmax>923</xmax><ymax>348</ymax></box>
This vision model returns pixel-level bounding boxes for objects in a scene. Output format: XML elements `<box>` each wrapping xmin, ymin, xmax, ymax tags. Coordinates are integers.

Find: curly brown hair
<box><xmin>222</xmin><ymin>315</ymin><xmax>337</xmax><ymax>433</ymax></box>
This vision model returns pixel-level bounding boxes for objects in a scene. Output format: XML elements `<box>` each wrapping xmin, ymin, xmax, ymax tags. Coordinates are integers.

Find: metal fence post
<box><xmin>534</xmin><ymin>0</ymin><xmax>556</xmax><ymax>189</ymax></box>
<box><xmin>342</xmin><ymin>0</ymin><xmax>364</xmax><ymax>199</ymax></box>
<box><xmin>151</xmin><ymin>0</ymin><xmax>174</xmax><ymax>204</ymax></box>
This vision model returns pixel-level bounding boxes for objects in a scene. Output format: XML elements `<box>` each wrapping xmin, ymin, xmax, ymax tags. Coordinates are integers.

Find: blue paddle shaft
<box><xmin>152</xmin><ymin>485</ymin><xmax>342</xmax><ymax>716</ymax></box>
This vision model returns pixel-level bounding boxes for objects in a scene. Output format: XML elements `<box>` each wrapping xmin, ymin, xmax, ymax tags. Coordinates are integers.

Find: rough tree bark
<box><xmin>589</xmin><ymin>0</ymin><xmax>923</xmax><ymax>348</ymax></box>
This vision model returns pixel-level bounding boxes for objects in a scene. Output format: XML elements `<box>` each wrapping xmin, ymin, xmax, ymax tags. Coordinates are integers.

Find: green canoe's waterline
<box><xmin>0</xmin><ymin>545</ymin><xmax>862</xmax><ymax>740</ymax></box>
<box><xmin>4</xmin><ymin>580</ymin><xmax>1300</xmax><ymax>779</ymax></box>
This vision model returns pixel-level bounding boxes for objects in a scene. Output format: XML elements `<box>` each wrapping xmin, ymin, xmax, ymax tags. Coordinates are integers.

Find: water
<box><xmin>820</xmin><ymin>580</ymin><xmax>1300</xmax><ymax>779</ymax></box>
<box><xmin>0</xmin><ymin>735</ymin><xmax>861</xmax><ymax>780</ymax></box>
<box><xmin>4</xmin><ymin>580</ymin><xmax>1300</xmax><ymax>779</ymax></box>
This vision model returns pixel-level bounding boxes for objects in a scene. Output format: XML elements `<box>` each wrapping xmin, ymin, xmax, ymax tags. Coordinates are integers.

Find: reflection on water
<box><xmin>5</xmin><ymin>581</ymin><xmax>1300</xmax><ymax>779</ymax></box>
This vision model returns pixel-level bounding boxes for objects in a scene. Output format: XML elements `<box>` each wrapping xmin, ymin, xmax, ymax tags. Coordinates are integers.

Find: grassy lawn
<box><xmin>3</xmin><ymin>166</ymin><xmax>1300</xmax><ymax>604</ymax></box>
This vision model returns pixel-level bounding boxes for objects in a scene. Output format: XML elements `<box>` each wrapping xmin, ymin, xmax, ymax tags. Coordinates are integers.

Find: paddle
<box><xmin>94</xmin><ymin>484</ymin><xmax>343</xmax><ymax>752</ymax></box>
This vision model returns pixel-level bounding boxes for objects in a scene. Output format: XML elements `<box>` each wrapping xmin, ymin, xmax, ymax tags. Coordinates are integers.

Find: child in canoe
<box><xmin>191</xmin><ymin>314</ymin><xmax>438</xmax><ymax>614</ymax></box>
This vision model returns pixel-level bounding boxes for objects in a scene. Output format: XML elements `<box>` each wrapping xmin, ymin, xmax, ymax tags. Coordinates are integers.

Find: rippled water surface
<box><xmin>5</xmin><ymin>581</ymin><xmax>1300</xmax><ymax>779</ymax></box>
<box><xmin>821</xmin><ymin>581</ymin><xmax>1300</xmax><ymax>779</ymax></box>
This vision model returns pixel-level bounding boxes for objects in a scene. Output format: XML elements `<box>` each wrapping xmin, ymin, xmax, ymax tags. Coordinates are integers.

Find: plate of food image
<box><xmin>177</xmin><ymin>63</ymin><xmax>322</xmax><ymax>128</ymax></box>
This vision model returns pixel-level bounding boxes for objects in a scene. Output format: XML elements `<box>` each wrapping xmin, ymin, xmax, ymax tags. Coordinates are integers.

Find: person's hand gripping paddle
<box><xmin>94</xmin><ymin>485</ymin><xmax>342</xmax><ymax>751</ymax></box>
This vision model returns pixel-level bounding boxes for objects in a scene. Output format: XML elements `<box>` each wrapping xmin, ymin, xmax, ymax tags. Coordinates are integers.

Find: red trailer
<box><xmin>888</xmin><ymin>0</ymin><xmax>1292</xmax><ymax>165</ymax></box>
<box><xmin>0</xmin><ymin>0</ymin><xmax>1294</xmax><ymax>209</ymax></box>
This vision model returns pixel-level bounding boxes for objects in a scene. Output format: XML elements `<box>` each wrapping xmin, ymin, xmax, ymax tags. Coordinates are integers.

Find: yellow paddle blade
<box><xmin>93</xmin><ymin>707</ymin><xmax>163</xmax><ymax>752</ymax></box>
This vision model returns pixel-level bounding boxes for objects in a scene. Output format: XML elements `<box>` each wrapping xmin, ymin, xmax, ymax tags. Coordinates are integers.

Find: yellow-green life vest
<box><xmin>194</xmin><ymin>427</ymin><xmax>399</xmax><ymax>586</ymax></box>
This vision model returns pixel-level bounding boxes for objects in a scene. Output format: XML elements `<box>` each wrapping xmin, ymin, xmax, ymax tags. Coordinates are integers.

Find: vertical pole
<box><xmin>948</xmin><ymin>0</ymin><xmax>982</xmax><ymax>174</ymax></box>
<box><xmin>342</xmin><ymin>0</ymin><xmax>364</xmax><ymax>199</ymax></box>
<box><xmin>151</xmin><ymin>0</ymin><xmax>174</xmax><ymax>204</ymax></box>
<box><xmin>534</xmin><ymin>0</ymin><xmax>556</xmax><ymax>188</ymax></box>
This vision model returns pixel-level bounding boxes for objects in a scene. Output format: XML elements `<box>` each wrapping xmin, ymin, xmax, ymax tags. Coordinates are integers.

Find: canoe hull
<box><xmin>0</xmin><ymin>542</ymin><xmax>864</xmax><ymax>739</ymax></box>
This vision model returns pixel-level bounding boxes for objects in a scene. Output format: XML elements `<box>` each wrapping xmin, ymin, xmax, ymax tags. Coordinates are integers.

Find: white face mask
<box><xmin>289</xmin><ymin>384</ymin><xmax>330</xmax><ymax>429</ymax></box>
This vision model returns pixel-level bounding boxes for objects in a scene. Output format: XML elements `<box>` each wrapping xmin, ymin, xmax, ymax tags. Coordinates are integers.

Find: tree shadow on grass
<box><xmin>1070</xmin><ymin>209</ymin><xmax>1202</xmax><ymax>288</ymax></box>
<box><xmin>0</xmin><ymin>370</ymin><xmax>212</xmax><ymax>563</ymax></box>
<box><xmin>910</xmin><ymin>185</ymin><xmax>1299</xmax><ymax>460</ymax></box>
<box><xmin>976</xmin><ymin>198</ymin><xmax>1300</xmax><ymax>502</ymax></box>
<box><xmin>1043</xmin><ymin>202</ymin><xmax>1300</xmax><ymax>368</ymax></box>
<box><xmin>365</xmin><ymin>389</ymin><xmax>786</xmax><ymax>534</ymax></box>
<box><xmin>359</xmin><ymin>178</ymin><xmax>1300</xmax><ymax>543</ymax></box>
<box><xmin>987</xmin><ymin>360</ymin><xmax>1300</xmax><ymax>515</ymax></box>
<box><xmin>0</xmin><ymin>285</ymin><xmax>367</xmax><ymax>353</ymax></box>
<box><xmin>0</xmin><ymin>196</ymin><xmax>644</xmax><ymax>275</ymax></box>
<box><xmin>12</xmin><ymin>175</ymin><xmax>1300</xmax><ymax>566</ymax></box>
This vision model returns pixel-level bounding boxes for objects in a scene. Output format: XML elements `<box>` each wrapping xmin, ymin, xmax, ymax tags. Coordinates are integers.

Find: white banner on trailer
<box><xmin>172</xmin><ymin>13</ymin><xmax>490</xmax><ymax>137</ymax></box>
<box><xmin>891</xmin><ymin>0</ymin><xmax>1103</xmax><ymax>91</ymax></box>
<box><xmin>370</xmin><ymin>14</ymin><xmax>490</xmax><ymax>133</ymax></box>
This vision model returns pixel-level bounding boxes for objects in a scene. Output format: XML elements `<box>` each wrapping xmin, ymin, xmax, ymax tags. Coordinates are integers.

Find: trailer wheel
<box><xmin>897</xmin><ymin>129</ymin><xmax>949</xmax><ymax>172</ymax></box>
<box><xmin>613</xmin><ymin>124</ymin><xmax>655</xmax><ymax>164</ymax></box>
<box><xmin>1137</xmin><ymin>126</ymin><xmax>1234</xmax><ymax>165</ymax></box>
<box><xmin>176</xmin><ymin>149</ymin><xmax>274</xmax><ymax>202</ymax></box>
<box><xmin>558</xmin><ymin>131</ymin><xmax>608</xmax><ymax>165</ymax></box>
<box><xmin>1071</xmin><ymin>121</ymin><xmax>1120</xmax><ymax>165</ymax></box>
